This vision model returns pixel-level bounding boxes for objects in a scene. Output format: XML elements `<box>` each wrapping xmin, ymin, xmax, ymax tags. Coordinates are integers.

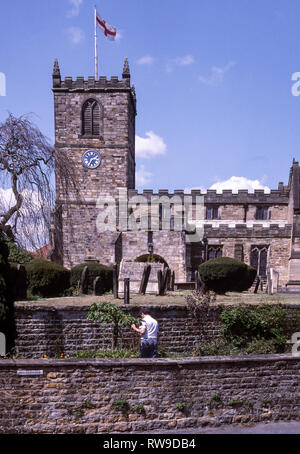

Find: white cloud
<box><xmin>136</xmin><ymin>131</ymin><xmax>167</xmax><ymax>159</ymax></box>
<box><xmin>115</xmin><ymin>30</ymin><xmax>122</xmax><ymax>42</ymax></box>
<box><xmin>137</xmin><ymin>55</ymin><xmax>154</xmax><ymax>65</ymax></box>
<box><xmin>166</xmin><ymin>54</ymin><xmax>195</xmax><ymax>72</ymax></box>
<box><xmin>199</xmin><ymin>61</ymin><xmax>235</xmax><ymax>86</ymax></box>
<box><xmin>136</xmin><ymin>165</ymin><xmax>153</xmax><ymax>187</ymax></box>
<box><xmin>175</xmin><ymin>55</ymin><xmax>195</xmax><ymax>66</ymax></box>
<box><xmin>67</xmin><ymin>27</ymin><xmax>85</xmax><ymax>44</ymax></box>
<box><xmin>67</xmin><ymin>0</ymin><xmax>83</xmax><ymax>18</ymax></box>
<box><xmin>209</xmin><ymin>176</ymin><xmax>270</xmax><ymax>193</ymax></box>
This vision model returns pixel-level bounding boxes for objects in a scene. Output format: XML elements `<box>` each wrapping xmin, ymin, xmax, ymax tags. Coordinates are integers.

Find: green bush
<box><xmin>0</xmin><ymin>232</ymin><xmax>15</xmax><ymax>352</ymax></box>
<box><xmin>7</xmin><ymin>263</ymin><xmax>27</xmax><ymax>301</ymax></box>
<box><xmin>0</xmin><ymin>238</ymin><xmax>9</xmax><ymax>322</ymax></box>
<box><xmin>25</xmin><ymin>259</ymin><xmax>70</xmax><ymax>298</ymax></box>
<box><xmin>72</xmin><ymin>348</ymin><xmax>140</xmax><ymax>359</ymax></box>
<box><xmin>6</xmin><ymin>240</ymin><xmax>33</xmax><ymax>264</ymax></box>
<box><xmin>199</xmin><ymin>257</ymin><xmax>257</xmax><ymax>294</ymax></box>
<box><xmin>220</xmin><ymin>305</ymin><xmax>287</xmax><ymax>352</ymax></box>
<box><xmin>70</xmin><ymin>262</ymin><xmax>113</xmax><ymax>294</ymax></box>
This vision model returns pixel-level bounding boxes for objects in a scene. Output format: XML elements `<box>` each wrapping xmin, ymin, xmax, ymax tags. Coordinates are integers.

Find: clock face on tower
<box><xmin>81</xmin><ymin>150</ymin><xmax>102</xmax><ymax>169</ymax></box>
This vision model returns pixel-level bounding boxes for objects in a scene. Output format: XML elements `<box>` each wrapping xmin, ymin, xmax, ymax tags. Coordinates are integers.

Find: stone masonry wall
<box><xmin>0</xmin><ymin>355</ymin><xmax>299</xmax><ymax>433</ymax></box>
<box><xmin>122</xmin><ymin>231</ymin><xmax>187</xmax><ymax>282</ymax></box>
<box><xmin>208</xmin><ymin>237</ymin><xmax>291</xmax><ymax>286</ymax></box>
<box><xmin>14</xmin><ymin>304</ymin><xmax>300</xmax><ymax>359</ymax></box>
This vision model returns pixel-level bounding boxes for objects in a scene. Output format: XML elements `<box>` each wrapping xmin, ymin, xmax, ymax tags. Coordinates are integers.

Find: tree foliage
<box><xmin>87</xmin><ymin>302</ymin><xmax>140</xmax><ymax>349</ymax></box>
<box><xmin>5</xmin><ymin>239</ymin><xmax>33</xmax><ymax>264</ymax></box>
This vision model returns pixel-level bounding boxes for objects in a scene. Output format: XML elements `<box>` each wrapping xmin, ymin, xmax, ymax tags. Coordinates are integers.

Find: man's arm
<box><xmin>131</xmin><ymin>324</ymin><xmax>146</xmax><ymax>335</ymax></box>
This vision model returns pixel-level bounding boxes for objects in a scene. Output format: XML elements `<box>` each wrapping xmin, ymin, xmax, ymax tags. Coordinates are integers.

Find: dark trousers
<box><xmin>140</xmin><ymin>338</ymin><xmax>158</xmax><ymax>358</ymax></box>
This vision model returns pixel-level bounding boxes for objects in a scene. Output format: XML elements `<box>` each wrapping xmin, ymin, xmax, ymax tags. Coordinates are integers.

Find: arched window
<box><xmin>250</xmin><ymin>245</ymin><xmax>269</xmax><ymax>277</ymax></box>
<box><xmin>82</xmin><ymin>99</ymin><xmax>101</xmax><ymax>136</ymax></box>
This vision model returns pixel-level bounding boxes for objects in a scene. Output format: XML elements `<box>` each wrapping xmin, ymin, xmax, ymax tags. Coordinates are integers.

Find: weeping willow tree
<box><xmin>0</xmin><ymin>113</ymin><xmax>78</xmax><ymax>251</ymax></box>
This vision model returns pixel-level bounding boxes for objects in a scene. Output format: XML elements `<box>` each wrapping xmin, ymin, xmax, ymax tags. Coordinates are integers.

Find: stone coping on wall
<box><xmin>14</xmin><ymin>298</ymin><xmax>300</xmax><ymax>311</ymax></box>
<box><xmin>0</xmin><ymin>354</ymin><xmax>297</xmax><ymax>368</ymax></box>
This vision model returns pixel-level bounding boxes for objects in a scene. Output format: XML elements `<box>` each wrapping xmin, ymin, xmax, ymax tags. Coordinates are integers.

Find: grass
<box><xmin>14</xmin><ymin>290</ymin><xmax>300</xmax><ymax>308</ymax></box>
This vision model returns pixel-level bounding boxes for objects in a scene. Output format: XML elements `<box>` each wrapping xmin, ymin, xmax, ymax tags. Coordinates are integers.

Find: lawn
<box><xmin>14</xmin><ymin>290</ymin><xmax>300</xmax><ymax>308</ymax></box>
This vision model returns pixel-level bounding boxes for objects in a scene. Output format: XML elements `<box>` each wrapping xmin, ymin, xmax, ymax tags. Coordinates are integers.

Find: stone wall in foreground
<box><xmin>0</xmin><ymin>355</ymin><xmax>299</xmax><ymax>433</ymax></box>
<box><xmin>13</xmin><ymin>303</ymin><xmax>300</xmax><ymax>358</ymax></box>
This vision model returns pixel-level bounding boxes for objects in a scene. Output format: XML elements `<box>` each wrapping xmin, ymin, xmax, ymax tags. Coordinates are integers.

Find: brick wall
<box><xmin>0</xmin><ymin>355</ymin><xmax>299</xmax><ymax>433</ymax></box>
<box><xmin>14</xmin><ymin>304</ymin><xmax>300</xmax><ymax>359</ymax></box>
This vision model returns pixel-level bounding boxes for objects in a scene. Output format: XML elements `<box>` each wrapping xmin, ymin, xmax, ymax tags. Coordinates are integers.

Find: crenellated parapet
<box><xmin>52</xmin><ymin>58</ymin><xmax>136</xmax><ymax>111</ymax></box>
<box><xmin>127</xmin><ymin>187</ymin><xmax>289</xmax><ymax>205</ymax></box>
<box><xmin>204</xmin><ymin>223</ymin><xmax>292</xmax><ymax>238</ymax></box>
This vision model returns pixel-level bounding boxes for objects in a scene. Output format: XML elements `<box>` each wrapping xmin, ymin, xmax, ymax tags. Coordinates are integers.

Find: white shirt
<box><xmin>140</xmin><ymin>315</ymin><xmax>158</xmax><ymax>340</ymax></box>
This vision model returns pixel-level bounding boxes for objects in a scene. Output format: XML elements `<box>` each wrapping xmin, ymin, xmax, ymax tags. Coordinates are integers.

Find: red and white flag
<box><xmin>96</xmin><ymin>12</ymin><xmax>117</xmax><ymax>41</ymax></box>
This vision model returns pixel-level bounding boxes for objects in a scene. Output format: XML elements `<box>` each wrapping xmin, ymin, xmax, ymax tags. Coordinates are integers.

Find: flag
<box><xmin>96</xmin><ymin>12</ymin><xmax>117</xmax><ymax>41</ymax></box>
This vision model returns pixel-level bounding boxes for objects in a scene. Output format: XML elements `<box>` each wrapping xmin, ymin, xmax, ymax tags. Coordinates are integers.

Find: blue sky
<box><xmin>1</xmin><ymin>0</ymin><xmax>300</xmax><ymax>192</ymax></box>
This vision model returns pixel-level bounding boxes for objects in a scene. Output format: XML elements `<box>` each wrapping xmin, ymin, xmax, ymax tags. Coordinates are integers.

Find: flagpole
<box><xmin>94</xmin><ymin>5</ymin><xmax>98</xmax><ymax>79</ymax></box>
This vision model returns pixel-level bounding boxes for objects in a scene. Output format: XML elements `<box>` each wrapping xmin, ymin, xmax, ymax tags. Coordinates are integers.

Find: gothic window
<box><xmin>255</xmin><ymin>206</ymin><xmax>269</xmax><ymax>220</ymax></box>
<box><xmin>250</xmin><ymin>245</ymin><xmax>269</xmax><ymax>277</ymax></box>
<box><xmin>82</xmin><ymin>99</ymin><xmax>101</xmax><ymax>136</ymax></box>
<box><xmin>206</xmin><ymin>206</ymin><xmax>219</xmax><ymax>220</ymax></box>
<box><xmin>208</xmin><ymin>245</ymin><xmax>223</xmax><ymax>260</ymax></box>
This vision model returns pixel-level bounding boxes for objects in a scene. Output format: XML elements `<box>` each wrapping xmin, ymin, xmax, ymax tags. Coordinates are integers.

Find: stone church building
<box><xmin>49</xmin><ymin>58</ymin><xmax>300</xmax><ymax>292</ymax></box>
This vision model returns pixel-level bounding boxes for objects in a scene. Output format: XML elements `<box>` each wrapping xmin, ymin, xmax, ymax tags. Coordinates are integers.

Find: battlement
<box><xmin>204</xmin><ymin>223</ymin><xmax>292</xmax><ymax>238</ymax></box>
<box><xmin>52</xmin><ymin>57</ymin><xmax>133</xmax><ymax>92</ymax></box>
<box><xmin>127</xmin><ymin>187</ymin><xmax>289</xmax><ymax>204</ymax></box>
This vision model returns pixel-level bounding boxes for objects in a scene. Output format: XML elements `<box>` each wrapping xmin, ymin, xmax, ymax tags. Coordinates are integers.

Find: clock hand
<box><xmin>88</xmin><ymin>157</ymin><xmax>97</xmax><ymax>166</ymax></box>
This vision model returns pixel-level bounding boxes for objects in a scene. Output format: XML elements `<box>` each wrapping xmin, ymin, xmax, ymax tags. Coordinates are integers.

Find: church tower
<box><xmin>50</xmin><ymin>58</ymin><xmax>137</xmax><ymax>267</ymax></box>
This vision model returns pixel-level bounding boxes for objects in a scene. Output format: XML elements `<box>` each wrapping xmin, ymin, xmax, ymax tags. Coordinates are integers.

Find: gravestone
<box><xmin>124</xmin><ymin>278</ymin><xmax>130</xmax><ymax>304</ymax></box>
<box><xmin>16</xmin><ymin>265</ymin><xmax>27</xmax><ymax>300</ymax></box>
<box><xmin>113</xmin><ymin>264</ymin><xmax>118</xmax><ymax>298</ymax></box>
<box><xmin>147</xmin><ymin>263</ymin><xmax>165</xmax><ymax>293</ymax></box>
<box><xmin>118</xmin><ymin>260</ymin><xmax>164</xmax><ymax>294</ymax></box>
<box><xmin>93</xmin><ymin>276</ymin><xmax>103</xmax><ymax>296</ymax></box>
<box><xmin>81</xmin><ymin>266</ymin><xmax>89</xmax><ymax>294</ymax></box>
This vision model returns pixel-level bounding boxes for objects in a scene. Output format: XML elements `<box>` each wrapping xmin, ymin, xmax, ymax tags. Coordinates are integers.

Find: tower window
<box><xmin>82</xmin><ymin>99</ymin><xmax>101</xmax><ymax>136</ymax></box>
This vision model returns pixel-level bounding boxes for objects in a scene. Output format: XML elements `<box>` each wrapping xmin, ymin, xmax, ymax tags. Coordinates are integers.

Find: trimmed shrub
<box><xmin>70</xmin><ymin>262</ymin><xmax>113</xmax><ymax>294</ymax></box>
<box><xmin>25</xmin><ymin>259</ymin><xmax>70</xmax><ymax>298</ymax></box>
<box><xmin>199</xmin><ymin>257</ymin><xmax>256</xmax><ymax>294</ymax></box>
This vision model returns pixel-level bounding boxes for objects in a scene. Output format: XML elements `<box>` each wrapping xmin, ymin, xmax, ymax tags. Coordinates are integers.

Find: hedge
<box><xmin>25</xmin><ymin>259</ymin><xmax>70</xmax><ymax>298</ymax></box>
<box><xmin>70</xmin><ymin>262</ymin><xmax>113</xmax><ymax>294</ymax></box>
<box><xmin>199</xmin><ymin>257</ymin><xmax>257</xmax><ymax>294</ymax></box>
